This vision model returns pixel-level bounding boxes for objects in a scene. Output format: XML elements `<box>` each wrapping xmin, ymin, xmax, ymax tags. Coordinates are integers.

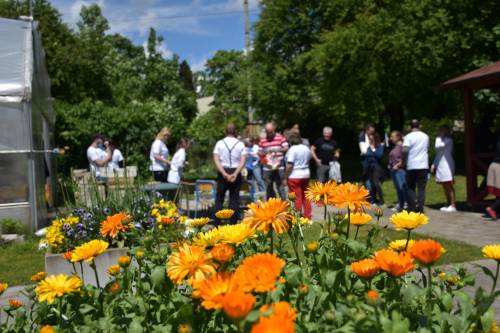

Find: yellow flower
<box><xmin>35</xmin><ymin>274</ymin><xmax>81</xmax><ymax>304</ymax></box>
<box><xmin>292</xmin><ymin>216</ymin><xmax>312</xmax><ymax>225</ymax></box>
<box><xmin>31</xmin><ymin>272</ymin><xmax>47</xmax><ymax>283</ymax></box>
<box><xmin>167</xmin><ymin>243</ymin><xmax>217</xmax><ymax>285</ymax></box>
<box><xmin>193</xmin><ymin>223</ymin><xmax>255</xmax><ymax>247</ymax></box>
<box><xmin>388</xmin><ymin>239</ymin><xmax>415</xmax><ymax>251</ymax></box>
<box><xmin>189</xmin><ymin>217</ymin><xmax>211</xmax><ymax>227</ymax></box>
<box><xmin>244</xmin><ymin>198</ymin><xmax>292</xmax><ymax>234</ymax></box>
<box><xmin>71</xmin><ymin>240</ymin><xmax>109</xmax><ymax>262</ymax></box>
<box><xmin>329</xmin><ymin>182</ymin><xmax>370</xmax><ymax>211</ymax></box>
<box><xmin>306</xmin><ymin>241</ymin><xmax>318</xmax><ymax>253</ymax></box>
<box><xmin>118</xmin><ymin>255</ymin><xmax>132</xmax><ymax>267</ymax></box>
<box><xmin>179</xmin><ymin>216</ymin><xmax>189</xmax><ymax>224</ymax></box>
<box><xmin>9</xmin><ymin>298</ymin><xmax>23</xmax><ymax>309</ymax></box>
<box><xmin>482</xmin><ymin>244</ymin><xmax>500</xmax><ymax>261</ymax></box>
<box><xmin>390</xmin><ymin>210</ymin><xmax>429</xmax><ymax>231</ymax></box>
<box><xmin>178</xmin><ymin>324</ymin><xmax>193</xmax><ymax>333</ymax></box>
<box><xmin>40</xmin><ymin>325</ymin><xmax>56</xmax><ymax>333</ymax></box>
<box><xmin>215</xmin><ymin>209</ymin><xmax>235</xmax><ymax>220</ymax></box>
<box><xmin>135</xmin><ymin>249</ymin><xmax>145</xmax><ymax>258</ymax></box>
<box><xmin>305</xmin><ymin>180</ymin><xmax>337</xmax><ymax>205</ymax></box>
<box><xmin>107</xmin><ymin>265</ymin><xmax>121</xmax><ymax>276</ymax></box>
<box><xmin>347</xmin><ymin>212</ymin><xmax>372</xmax><ymax>225</ymax></box>
<box><xmin>0</xmin><ymin>282</ymin><xmax>8</xmax><ymax>295</ymax></box>
<box><xmin>151</xmin><ymin>208</ymin><xmax>160</xmax><ymax>217</ymax></box>
<box><xmin>488</xmin><ymin>322</ymin><xmax>499</xmax><ymax>333</ymax></box>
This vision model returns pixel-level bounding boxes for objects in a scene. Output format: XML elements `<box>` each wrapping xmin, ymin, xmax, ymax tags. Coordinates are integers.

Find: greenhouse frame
<box><xmin>0</xmin><ymin>17</ymin><xmax>55</xmax><ymax>231</ymax></box>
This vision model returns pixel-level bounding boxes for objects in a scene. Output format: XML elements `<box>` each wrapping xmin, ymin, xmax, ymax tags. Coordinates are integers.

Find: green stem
<box><xmin>404</xmin><ymin>229</ymin><xmax>412</xmax><ymax>251</ymax></box>
<box><xmin>346</xmin><ymin>207</ymin><xmax>351</xmax><ymax>239</ymax></box>
<box><xmin>79</xmin><ymin>262</ymin><xmax>85</xmax><ymax>285</ymax></box>
<box><xmin>91</xmin><ymin>261</ymin><xmax>101</xmax><ymax>289</ymax></box>
<box><xmin>324</xmin><ymin>205</ymin><xmax>327</xmax><ymax>222</ymax></box>
<box><xmin>426</xmin><ymin>265</ymin><xmax>433</xmax><ymax>325</ymax></box>
<box><xmin>269</xmin><ymin>228</ymin><xmax>274</xmax><ymax>254</ymax></box>
<box><xmin>354</xmin><ymin>226</ymin><xmax>360</xmax><ymax>240</ymax></box>
<box><xmin>492</xmin><ymin>261</ymin><xmax>499</xmax><ymax>293</ymax></box>
<box><xmin>287</xmin><ymin>229</ymin><xmax>302</xmax><ymax>267</ymax></box>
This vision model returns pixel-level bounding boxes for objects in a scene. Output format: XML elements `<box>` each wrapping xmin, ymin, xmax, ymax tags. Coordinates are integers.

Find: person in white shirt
<box><xmin>359</xmin><ymin>124</ymin><xmax>376</xmax><ymax>191</ymax></box>
<box><xmin>284</xmin><ymin>132</ymin><xmax>312</xmax><ymax>218</ymax></box>
<box><xmin>104</xmin><ymin>139</ymin><xmax>124</xmax><ymax>170</ymax></box>
<box><xmin>431</xmin><ymin>125</ymin><xmax>456</xmax><ymax>212</ymax></box>
<box><xmin>213</xmin><ymin>123</ymin><xmax>247</xmax><ymax>224</ymax></box>
<box><xmin>403</xmin><ymin>120</ymin><xmax>429</xmax><ymax>213</ymax></box>
<box><xmin>87</xmin><ymin>134</ymin><xmax>111</xmax><ymax>180</ymax></box>
<box><xmin>149</xmin><ymin>127</ymin><xmax>171</xmax><ymax>183</ymax></box>
<box><xmin>168</xmin><ymin>138</ymin><xmax>189</xmax><ymax>184</ymax></box>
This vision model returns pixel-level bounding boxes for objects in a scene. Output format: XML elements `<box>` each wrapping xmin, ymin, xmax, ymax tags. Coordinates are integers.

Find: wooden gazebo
<box><xmin>436</xmin><ymin>61</ymin><xmax>500</xmax><ymax>208</ymax></box>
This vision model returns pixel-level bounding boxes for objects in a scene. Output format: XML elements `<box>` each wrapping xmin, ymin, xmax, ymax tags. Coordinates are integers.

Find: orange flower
<box><xmin>298</xmin><ymin>283</ymin><xmax>309</xmax><ymax>294</ymax></box>
<box><xmin>157</xmin><ymin>216</ymin><xmax>176</xmax><ymax>225</ymax></box>
<box><xmin>234</xmin><ymin>253</ymin><xmax>286</xmax><ymax>293</ymax></box>
<box><xmin>178</xmin><ymin>324</ymin><xmax>192</xmax><ymax>333</ymax></box>
<box><xmin>110</xmin><ymin>282</ymin><xmax>121</xmax><ymax>293</ymax></box>
<box><xmin>40</xmin><ymin>325</ymin><xmax>56</xmax><ymax>333</ymax></box>
<box><xmin>367</xmin><ymin>290</ymin><xmax>379</xmax><ymax>301</ymax></box>
<box><xmin>305</xmin><ymin>180</ymin><xmax>337</xmax><ymax>205</ymax></box>
<box><xmin>192</xmin><ymin>272</ymin><xmax>239</xmax><ymax>309</ymax></box>
<box><xmin>329</xmin><ymin>182</ymin><xmax>370</xmax><ymax>211</ymax></box>
<box><xmin>167</xmin><ymin>243</ymin><xmax>217</xmax><ymax>285</ymax></box>
<box><xmin>409</xmin><ymin>239</ymin><xmax>445</xmax><ymax>266</ymax></box>
<box><xmin>100</xmin><ymin>212</ymin><xmax>130</xmax><ymax>238</ymax></box>
<box><xmin>250</xmin><ymin>315</ymin><xmax>295</xmax><ymax>333</ymax></box>
<box><xmin>62</xmin><ymin>251</ymin><xmax>73</xmax><ymax>261</ymax></box>
<box><xmin>210</xmin><ymin>244</ymin><xmax>235</xmax><ymax>263</ymax></box>
<box><xmin>351</xmin><ymin>258</ymin><xmax>380</xmax><ymax>278</ymax></box>
<box><xmin>244</xmin><ymin>198</ymin><xmax>292</xmax><ymax>234</ymax></box>
<box><xmin>222</xmin><ymin>290</ymin><xmax>255</xmax><ymax>319</ymax></box>
<box><xmin>118</xmin><ymin>255</ymin><xmax>132</xmax><ymax>268</ymax></box>
<box><xmin>261</xmin><ymin>301</ymin><xmax>297</xmax><ymax>321</ymax></box>
<box><xmin>373</xmin><ymin>250</ymin><xmax>415</xmax><ymax>277</ymax></box>
<box><xmin>8</xmin><ymin>298</ymin><xmax>23</xmax><ymax>309</ymax></box>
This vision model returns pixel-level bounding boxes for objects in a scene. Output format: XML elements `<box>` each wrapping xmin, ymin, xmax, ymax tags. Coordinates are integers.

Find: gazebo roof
<box><xmin>435</xmin><ymin>60</ymin><xmax>500</xmax><ymax>91</ymax></box>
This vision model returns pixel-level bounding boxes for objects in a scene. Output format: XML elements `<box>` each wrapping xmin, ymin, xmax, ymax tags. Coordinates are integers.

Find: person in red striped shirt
<box><xmin>258</xmin><ymin>122</ymin><xmax>289</xmax><ymax>200</ymax></box>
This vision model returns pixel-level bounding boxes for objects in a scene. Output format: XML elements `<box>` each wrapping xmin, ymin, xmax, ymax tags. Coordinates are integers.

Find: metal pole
<box><xmin>29</xmin><ymin>0</ymin><xmax>33</xmax><ymax>18</ymax></box>
<box><xmin>244</xmin><ymin>0</ymin><xmax>253</xmax><ymax>125</ymax></box>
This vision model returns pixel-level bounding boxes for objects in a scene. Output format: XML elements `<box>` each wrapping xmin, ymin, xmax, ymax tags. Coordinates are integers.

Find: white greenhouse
<box><xmin>0</xmin><ymin>17</ymin><xmax>55</xmax><ymax>231</ymax></box>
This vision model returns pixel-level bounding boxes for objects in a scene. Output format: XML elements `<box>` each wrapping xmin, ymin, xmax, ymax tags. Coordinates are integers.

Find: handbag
<box><xmin>329</xmin><ymin>161</ymin><xmax>342</xmax><ymax>183</ymax></box>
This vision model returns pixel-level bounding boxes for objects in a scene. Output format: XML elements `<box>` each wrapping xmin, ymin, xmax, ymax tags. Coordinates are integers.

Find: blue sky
<box><xmin>50</xmin><ymin>0</ymin><xmax>260</xmax><ymax>71</ymax></box>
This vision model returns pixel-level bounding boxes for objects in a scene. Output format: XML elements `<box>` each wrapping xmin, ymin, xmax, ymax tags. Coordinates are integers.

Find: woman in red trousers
<box><xmin>284</xmin><ymin>132</ymin><xmax>312</xmax><ymax>218</ymax></box>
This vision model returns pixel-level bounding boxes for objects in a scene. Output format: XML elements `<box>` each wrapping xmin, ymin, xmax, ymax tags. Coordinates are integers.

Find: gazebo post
<box><xmin>463</xmin><ymin>88</ymin><xmax>475</xmax><ymax>206</ymax></box>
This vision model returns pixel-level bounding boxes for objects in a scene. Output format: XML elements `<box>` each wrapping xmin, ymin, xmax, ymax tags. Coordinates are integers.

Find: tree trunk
<box><xmin>385</xmin><ymin>103</ymin><xmax>404</xmax><ymax>131</ymax></box>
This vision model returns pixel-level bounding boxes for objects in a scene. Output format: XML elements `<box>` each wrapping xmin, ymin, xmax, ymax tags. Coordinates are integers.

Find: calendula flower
<box><xmin>189</xmin><ymin>217</ymin><xmax>211</xmax><ymax>227</ymax></box>
<box><xmin>222</xmin><ymin>290</ymin><xmax>255</xmax><ymax>319</ymax></box>
<box><xmin>110</xmin><ymin>282</ymin><xmax>121</xmax><ymax>293</ymax></box>
<box><xmin>193</xmin><ymin>223</ymin><xmax>255</xmax><ymax>247</ymax></box>
<box><xmin>244</xmin><ymin>198</ymin><xmax>292</xmax><ymax>234</ymax></box>
<box><xmin>178</xmin><ymin>324</ymin><xmax>193</xmax><ymax>333</ymax></box>
<box><xmin>71</xmin><ymin>240</ymin><xmax>109</xmax><ymax>262</ymax></box>
<box><xmin>390</xmin><ymin>210</ymin><xmax>429</xmax><ymax>231</ymax></box>
<box><xmin>306</xmin><ymin>241</ymin><xmax>318</xmax><ymax>253</ymax></box>
<box><xmin>409</xmin><ymin>239</ymin><xmax>446</xmax><ymax>266</ymax></box>
<box><xmin>8</xmin><ymin>298</ymin><xmax>23</xmax><ymax>309</ymax></box>
<box><xmin>348</xmin><ymin>212</ymin><xmax>372</xmax><ymax>225</ymax></box>
<box><xmin>167</xmin><ymin>243</ymin><xmax>217</xmax><ymax>285</ymax></box>
<box><xmin>62</xmin><ymin>251</ymin><xmax>73</xmax><ymax>261</ymax></box>
<box><xmin>118</xmin><ymin>255</ymin><xmax>132</xmax><ymax>268</ymax></box>
<box><xmin>40</xmin><ymin>325</ymin><xmax>56</xmax><ymax>333</ymax></box>
<box><xmin>374</xmin><ymin>207</ymin><xmax>384</xmax><ymax>218</ymax></box>
<box><xmin>234</xmin><ymin>253</ymin><xmax>286</xmax><ymax>293</ymax></box>
<box><xmin>250</xmin><ymin>315</ymin><xmax>295</xmax><ymax>333</ymax></box>
<box><xmin>488</xmin><ymin>322</ymin><xmax>499</xmax><ymax>333</ymax></box>
<box><xmin>107</xmin><ymin>265</ymin><xmax>121</xmax><ymax>276</ymax></box>
<box><xmin>367</xmin><ymin>290</ymin><xmax>379</xmax><ymax>302</ymax></box>
<box><xmin>210</xmin><ymin>244</ymin><xmax>235</xmax><ymax>263</ymax></box>
<box><xmin>0</xmin><ymin>282</ymin><xmax>8</xmax><ymax>295</ymax></box>
<box><xmin>179</xmin><ymin>216</ymin><xmax>189</xmax><ymax>224</ymax></box>
<box><xmin>292</xmin><ymin>216</ymin><xmax>312</xmax><ymax>225</ymax></box>
<box><xmin>305</xmin><ymin>181</ymin><xmax>337</xmax><ymax>205</ymax></box>
<box><xmin>192</xmin><ymin>272</ymin><xmax>239</xmax><ymax>309</ymax></box>
<box><xmin>100</xmin><ymin>212</ymin><xmax>130</xmax><ymax>238</ymax></box>
<box><xmin>482</xmin><ymin>244</ymin><xmax>500</xmax><ymax>261</ymax></box>
<box><xmin>351</xmin><ymin>258</ymin><xmax>380</xmax><ymax>278</ymax></box>
<box><xmin>31</xmin><ymin>272</ymin><xmax>47</xmax><ymax>283</ymax></box>
<box><xmin>215</xmin><ymin>209</ymin><xmax>235</xmax><ymax>220</ymax></box>
<box><xmin>135</xmin><ymin>249</ymin><xmax>145</xmax><ymax>258</ymax></box>
<box><xmin>447</xmin><ymin>277</ymin><xmax>459</xmax><ymax>284</ymax></box>
<box><xmin>438</xmin><ymin>272</ymin><xmax>446</xmax><ymax>279</ymax></box>
<box><xmin>329</xmin><ymin>182</ymin><xmax>370</xmax><ymax>211</ymax></box>
<box><xmin>35</xmin><ymin>274</ymin><xmax>81</xmax><ymax>304</ymax></box>
<box><xmin>373</xmin><ymin>250</ymin><xmax>415</xmax><ymax>277</ymax></box>
<box><xmin>260</xmin><ymin>301</ymin><xmax>297</xmax><ymax>321</ymax></box>
<box><xmin>157</xmin><ymin>215</ymin><xmax>176</xmax><ymax>225</ymax></box>
<box><xmin>287</xmin><ymin>192</ymin><xmax>296</xmax><ymax>201</ymax></box>
<box><xmin>388</xmin><ymin>239</ymin><xmax>415</xmax><ymax>252</ymax></box>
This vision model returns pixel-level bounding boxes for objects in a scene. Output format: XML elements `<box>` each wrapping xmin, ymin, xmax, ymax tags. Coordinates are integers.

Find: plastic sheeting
<box><xmin>0</xmin><ymin>18</ymin><xmax>32</xmax><ymax>97</ymax></box>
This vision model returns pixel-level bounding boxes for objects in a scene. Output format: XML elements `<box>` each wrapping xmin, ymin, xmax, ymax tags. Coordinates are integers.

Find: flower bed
<box><xmin>0</xmin><ymin>182</ymin><xmax>499</xmax><ymax>332</ymax></box>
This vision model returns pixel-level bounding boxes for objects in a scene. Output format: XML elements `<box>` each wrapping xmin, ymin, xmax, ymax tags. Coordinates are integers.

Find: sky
<box><xmin>49</xmin><ymin>0</ymin><xmax>261</xmax><ymax>71</ymax></box>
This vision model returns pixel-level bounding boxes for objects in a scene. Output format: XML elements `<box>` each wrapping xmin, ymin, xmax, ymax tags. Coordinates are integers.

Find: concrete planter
<box><xmin>0</xmin><ymin>234</ymin><xmax>24</xmax><ymax>243</ymax></box>
<box><xmin>45</xmin><ymin>247</ymin><xmax>129</xmax><ymax>287</ymax></box>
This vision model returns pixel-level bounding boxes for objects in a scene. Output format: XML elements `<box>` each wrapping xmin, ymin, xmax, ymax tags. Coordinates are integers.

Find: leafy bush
<box><xmin>0</xmin><ymin>219</ymin><xmax>27</xmax><ymax>235</ymax></box>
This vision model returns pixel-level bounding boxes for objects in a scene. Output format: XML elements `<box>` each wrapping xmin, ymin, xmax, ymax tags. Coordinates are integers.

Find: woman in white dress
<box><xmin>431</xmin><ymin>125</ymin><xmax>456</xmax><ymax>212</ymax></box>
<box><xmin>168</xmin><ymin>138</ymin><xmax>189</xmax><ymax>184</ymax></box>
<box><xmin>149</xmin><ymin>128</ymin><xmax>171</xmax><ymax>183</ymax></box>
<box><xmin>104</xmin><ymin>139</ymin><xmax>124</xmax><ymax>169</ymax></box>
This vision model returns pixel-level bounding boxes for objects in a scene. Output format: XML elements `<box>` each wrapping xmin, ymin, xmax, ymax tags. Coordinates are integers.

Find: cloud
<box><xmin>142</xmin><ymin>40</ymin><xmax>173</xmax><ymax>59</ymax></box>
<box><xmin>190</xmin><ymin>56</ymin><xmax>208</xmax><ymax>72</ymax></box>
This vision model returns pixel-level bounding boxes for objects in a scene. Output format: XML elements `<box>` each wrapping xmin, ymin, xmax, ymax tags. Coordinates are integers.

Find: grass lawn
<box><xmin>0</xmin><ymin>238</ymin><xmax>44</xmax><ymax>286</ymax></box>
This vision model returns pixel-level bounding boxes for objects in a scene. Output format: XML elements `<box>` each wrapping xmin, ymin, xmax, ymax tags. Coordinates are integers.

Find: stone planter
<box><xmin>45</xmin><ymin>247</ymin><xmax>129</xmax><ymax>287</ymax></box>
<box><xmin>0</xmin><ymin>234</ymin><xmax>24</xmax><ymax>243</ymax></box>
